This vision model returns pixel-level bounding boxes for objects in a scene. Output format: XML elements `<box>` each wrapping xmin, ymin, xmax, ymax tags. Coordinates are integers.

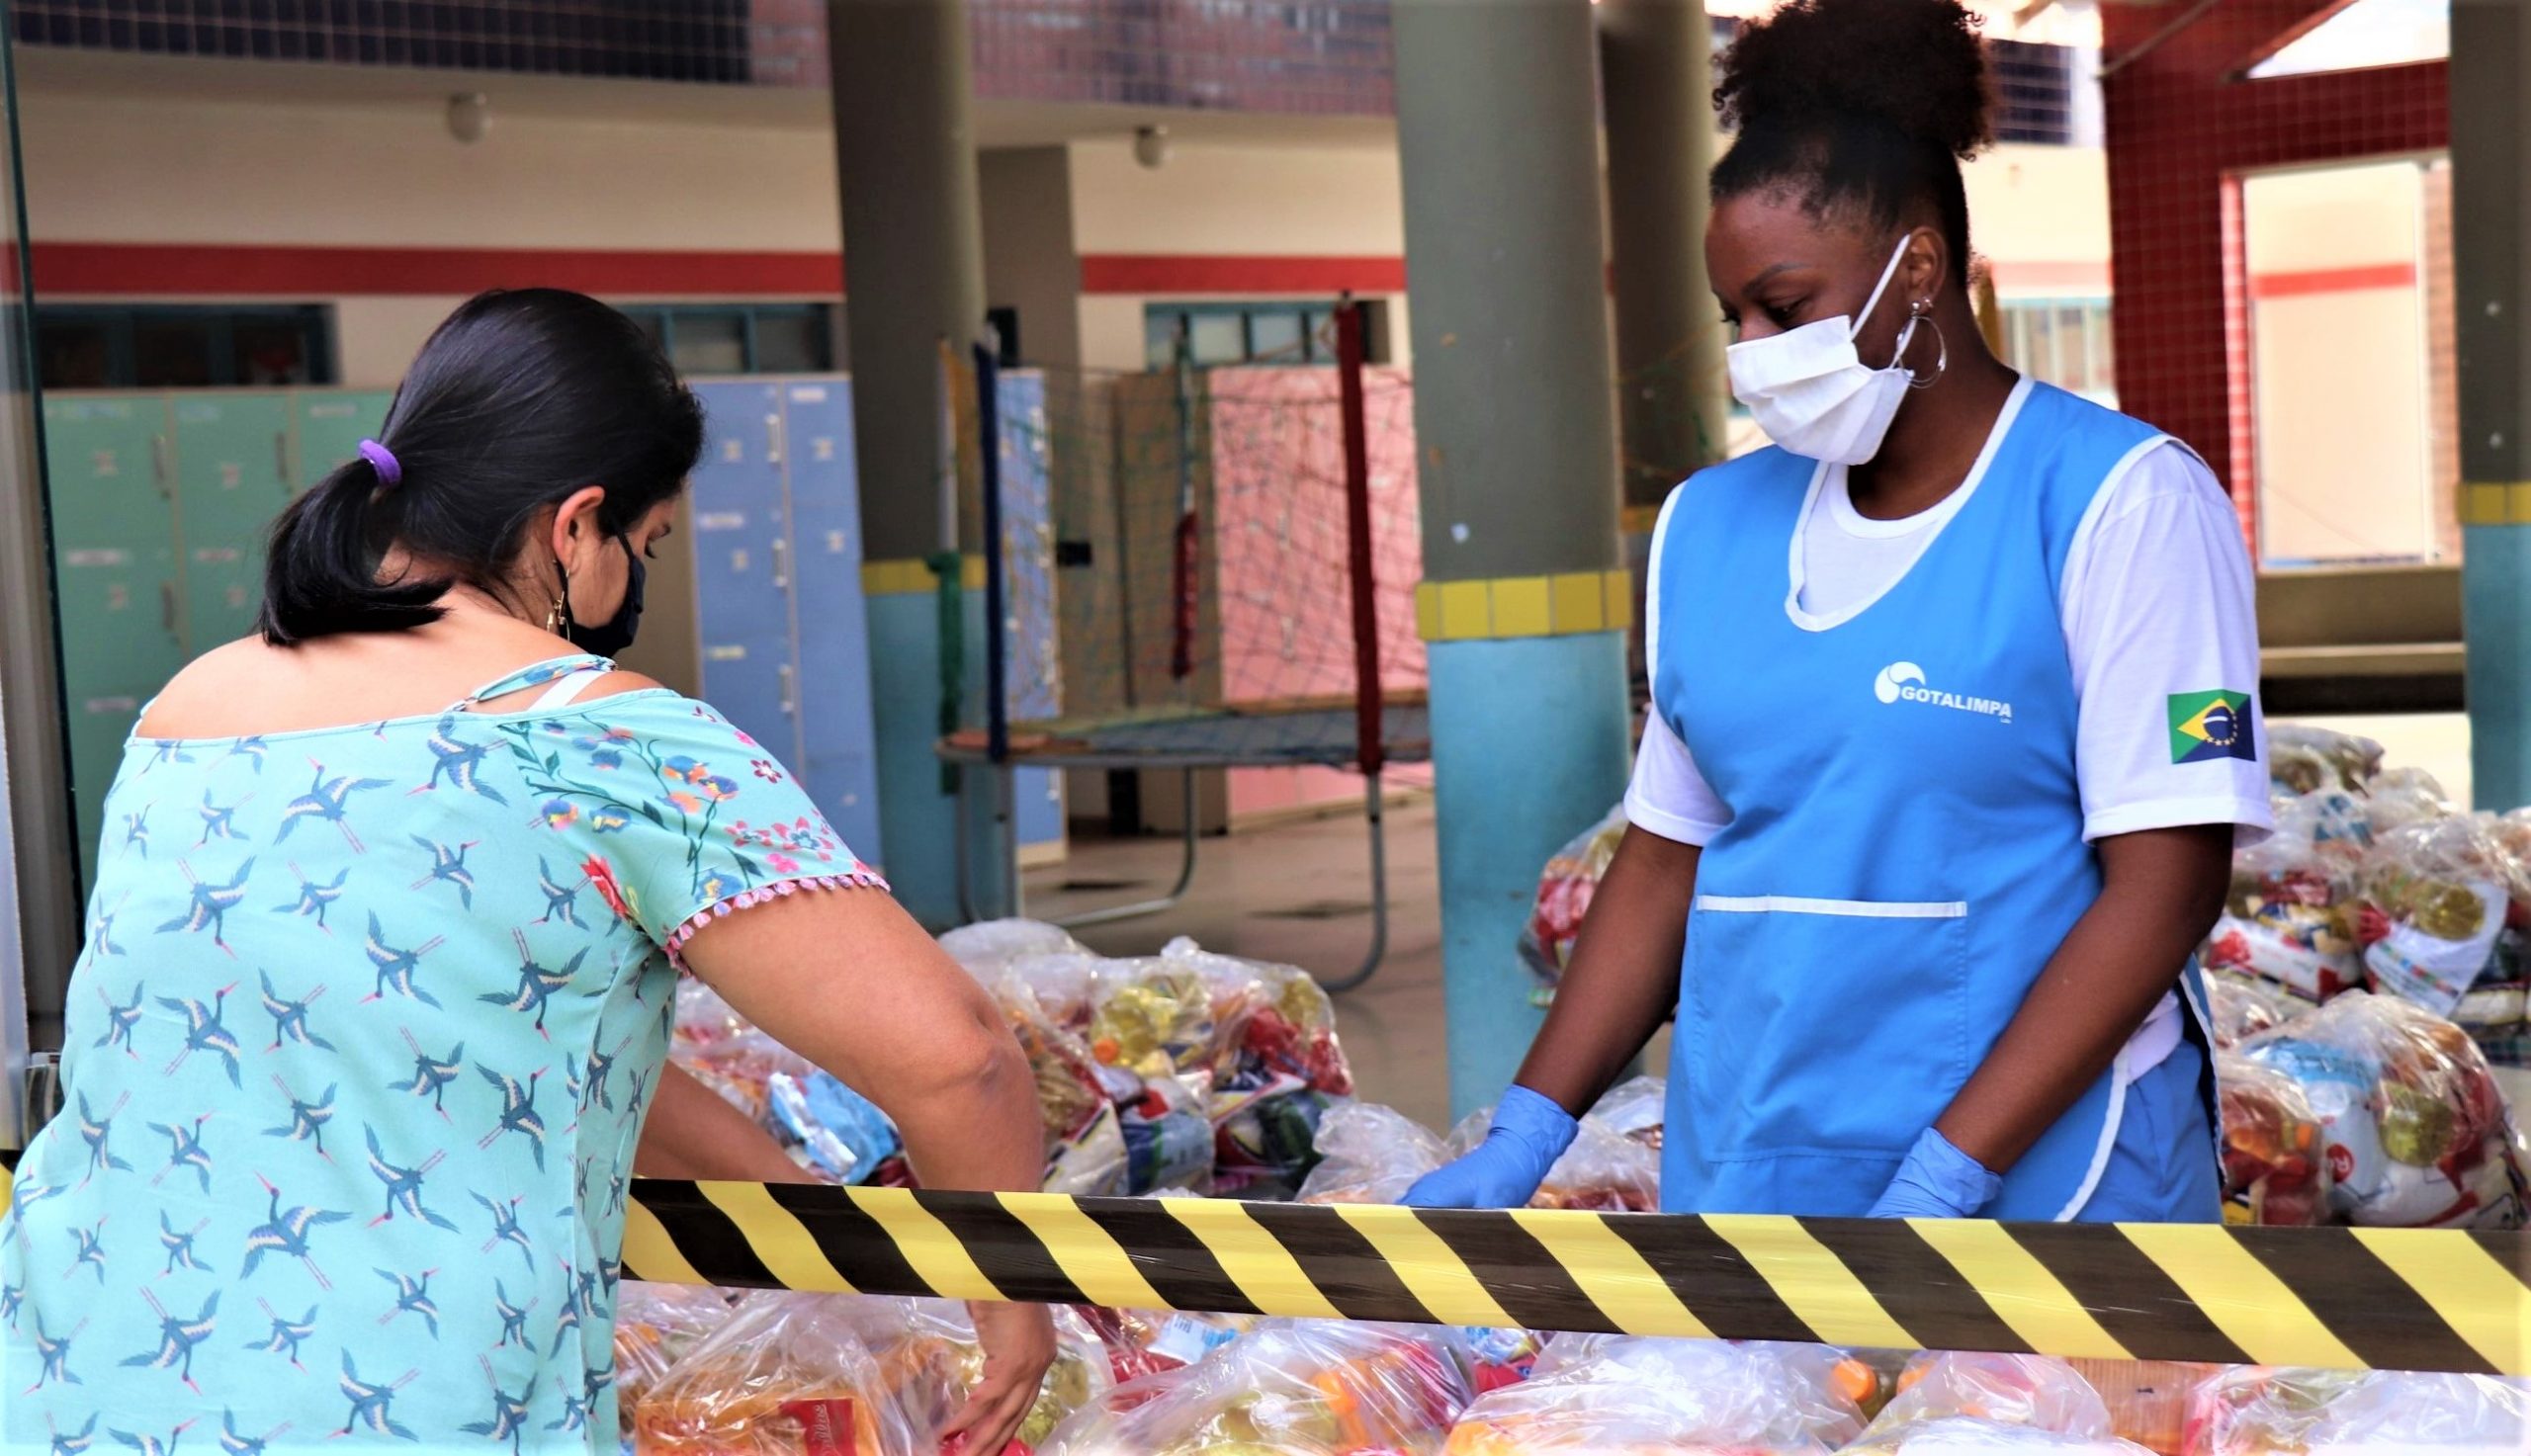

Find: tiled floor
<box><xmin>1020</xmin><ymin>713</ymin><xmax>2518</xmax><ymax>1129</ymax></box>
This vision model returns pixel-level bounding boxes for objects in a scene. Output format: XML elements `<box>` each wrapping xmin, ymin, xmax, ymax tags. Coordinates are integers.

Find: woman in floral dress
<box><xmin>0</xmin><ymin>289</ymin><xmax>1054</xmax><ymax>1453</ymax></box>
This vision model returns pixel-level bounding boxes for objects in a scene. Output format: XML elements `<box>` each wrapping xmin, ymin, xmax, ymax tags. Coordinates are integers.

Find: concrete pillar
<box><xmin>2453</xmin><ymin>0</ymin><xmax>2531</xmax><ymax>812</ymax></box>
<box><xmin>1601</xmin><ymin>0</ymin><xmax>1727</xmax><ymax>508</ymax></box>
<box><xmin>828</xmin><ymin>0</ymin><xmax>1011</xmax><ymax>924</ymax></box>
<box><xmin>1395</xmin><ymin>0</ymin><xmax>1636</xmax><ymax>1117</ymax></box>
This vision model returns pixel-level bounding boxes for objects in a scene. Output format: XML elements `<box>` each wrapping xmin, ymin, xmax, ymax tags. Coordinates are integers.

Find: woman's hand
<box><xmin>941</xmin><ymin>1300</ymin><xmax>1059</xmax><ymax>1455</ymax></box>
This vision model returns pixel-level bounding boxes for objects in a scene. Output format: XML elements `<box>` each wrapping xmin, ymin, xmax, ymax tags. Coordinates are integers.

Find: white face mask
<box><xmin>1725</xmin><ymin>237</ymin><xmax>1924</xmax><ymax>466</ymax></box>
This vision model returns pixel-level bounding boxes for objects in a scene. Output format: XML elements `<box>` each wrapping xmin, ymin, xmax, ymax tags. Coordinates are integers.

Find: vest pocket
<box><xmin>1685</xmin><ymin>895</ymin><xmax>1972</xmax><ymax>1161</ymax></box>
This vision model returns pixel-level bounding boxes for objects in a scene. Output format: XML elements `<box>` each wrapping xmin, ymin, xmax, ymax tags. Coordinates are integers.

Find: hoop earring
<box><xmin>1904</xmin><ymin>302</ymin><xmax>1949</xmax><ymax>390</ymax></box>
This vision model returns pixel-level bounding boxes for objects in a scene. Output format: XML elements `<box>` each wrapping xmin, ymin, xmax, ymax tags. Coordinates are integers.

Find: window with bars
<box><xmin>1142</xmin><ymin>300</ymin><xmax>1389</xmax><ymax>371</ymax></box>
<box><xmin>615</xmin><ymin>303</ymin><xmax>837</xmax><ymax>378</ymax></box>
<box><xmin>2000</xmin><ymin>298</ymin><xmax>2117</xmax><ymax>403</ymax></box>
<box><xmin>36</xmin><ymin>304</ymin><xmax>334</xmax><ymax>390</ymax></box>
<box><xmin>1707</xmin><ymin>19</ymin><xmax>2082</xmax><ymax>147</ymax></box>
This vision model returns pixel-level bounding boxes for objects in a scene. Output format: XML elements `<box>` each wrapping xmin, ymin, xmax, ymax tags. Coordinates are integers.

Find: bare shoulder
<box><xmin>136</xmin><ymin>639</ymin><xmax>294</xmax><ymax>733</ymax></box>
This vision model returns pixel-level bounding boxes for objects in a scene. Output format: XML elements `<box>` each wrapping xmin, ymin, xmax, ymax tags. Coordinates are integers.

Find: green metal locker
<box><xmin>42</xmin><ymin>394</ymin><xmax>185</xmax><ymax>868</ymax></box>
<box><xmin>292</xmin><ymin>390</ymin><xmax>394</xmax><ymax>493</ymax></box>
<box><xmin>172</xmin><ymin>393</ymin><xmax>295</xmax><ymax>649</ymax></box>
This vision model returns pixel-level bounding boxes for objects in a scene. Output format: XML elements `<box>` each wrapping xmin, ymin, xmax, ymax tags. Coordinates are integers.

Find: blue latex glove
<box><xmin>1868</xmin><ymin>1126</ymin><xmax>2003</xmax><ymax>1219</ymax></box>
<box><xmin>1401</xmin><ymin>1085</ymin><xmax>1579</xmax><ymax>1209</ymax></box>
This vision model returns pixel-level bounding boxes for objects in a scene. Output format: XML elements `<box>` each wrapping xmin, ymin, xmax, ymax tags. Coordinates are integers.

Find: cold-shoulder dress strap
<box><xmin>455</xmin><ymin>654</ymin><xmax>617</xmax><ymax>709</ymax></box>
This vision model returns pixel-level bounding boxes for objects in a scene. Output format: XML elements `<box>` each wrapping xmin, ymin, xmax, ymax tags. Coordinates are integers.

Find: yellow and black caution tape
<box><xmin>4</xmin><ymin>1156</ymin><xmax>2523</xmax><ymax>1375</ymax></box>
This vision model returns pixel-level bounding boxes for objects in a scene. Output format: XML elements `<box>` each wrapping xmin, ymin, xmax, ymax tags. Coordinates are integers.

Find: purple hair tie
<box><xmin>358</xmin><ymin>438</ymin><xmax>401</xmax><ymax>488</ymax></box>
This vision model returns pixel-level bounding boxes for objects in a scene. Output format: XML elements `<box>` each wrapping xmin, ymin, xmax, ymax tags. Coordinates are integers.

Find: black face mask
<box><xmin>565</xmin><ymin>535</ymin><xmax>645</xmax><ymax>658</ymax></box>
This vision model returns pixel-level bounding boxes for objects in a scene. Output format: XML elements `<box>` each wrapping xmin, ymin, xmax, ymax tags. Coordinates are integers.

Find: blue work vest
<box><xmin>1650</xmin><ymin>380</ymin><xmax>2213</xmax><ymax>1219</ymax></box>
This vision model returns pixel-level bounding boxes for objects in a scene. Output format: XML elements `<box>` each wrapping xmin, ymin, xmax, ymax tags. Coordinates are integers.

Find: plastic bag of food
<box><xmin>615</xmin><ymin>1283</ymin><xmax>742</xmax><ymax>1427</ymax></box>
<box><xmin>633</xmin><ymin>1289</ymin><xmax>925</xmax><ymax>1456</ymax></box>
<box><xmin>767</xmin><ymin>1069</ymin><xmax>903</xmax><ymax>1184</ymax></box>
<box><xmin>1072</xmin><ymin>1307</ymin><xmax>1254</xmax><ymax>1384</ymax></box>
<box><xmin>2068</xmin><ymin>1359</ymin><xmax>2224</xmax><ymax>1456</ymax></box>
<box><xmin>1441</xmin><ymin>1336</ymin><xmax>1868</xmax><ymax>1455</ymax></box>
<box><xmin>1118</xmin><ymin>1071</ymin><xmax>1217</xmax><ymax>1196</ymax></box>
<box><xmin>2205</xmin><ymin>792</ymin><xmax>2373</xmax><ymax>1001</ymax></box>
<box><xmin>1037</xmin><ymin>1320</ymin><xmax>1475</xmax><ymax>1456</ymax></box>
<box><xmin>938</xmin><ymin>918</ymin><xmax>1088</xmax><ymax>979</ymax></box>
<box><xmin>2367</xmin><ymin>766</ymin><xmax>2458</xmax><ymax>834</ymax></box>
<box><xmin>1842</xmin><ymin>1353</ymin><xmax>2152</xmax><ymax>1456</ymax></box>
<box><xmin>2267</xmin><ymin>725</ymin><xmax>2385</xmax><ymax>797</ymax></box>
<box><xmin>839</xmin><ymin>1298</ymin><xmax>1113</xmax><ymax>1456</ymax></box>
<box><xmin>2359</xmin><ymin>815</ymin><xmax>2530</xmax><ymax>1020</ymax></box>
<box><xmin>2183</xmin><ymin>1366</ymin><xmax>2531</xmax><ymax>1454</ymax></box>
<box><xmin>1085</xmin><ymin>958</ymin><xmax>1218</xmax><ymax>1083</ymax></box>
<box><xmin>994</xmin><ymin>990</ymin><xmax>1128</xmax><ymax>1196</ymax></box>
<box><xmin>2214</xmin><ymin>1052</ymin><xmax>2335</xmax><ymax>1226</ymax></box>
<box><xmin>1518</xmin><ymin>805</ymin><xmax>1628</xmax><ymax>995</ymax></box>
<box><xmin>1588</xmin><ymin>1075</ymin><xmax>1667</xmax><ymax>1150</ymax></box>
<box><xmin>2208</xmin><ymin>974</ymin><xmax>2296</xmax><ymax>1050</ymax></box>
<box><xmin>1297</xmin><ymin>1101</ymin><xmax>1450</xmax><ymax>1204</ymax></box>
<box><xmin>1448</xmin><ymin>1102</ymin><xmax>1662</xmax><ymax>1213</ymax></box>
<box><xmin>1164</xmin><ymin>937</ymin><xmax>1355</xmax><ymax>1096</ymax></box>
<box><xmin>2238</xmin><ymin>989</ymin><xmax>2528</xmax><ymax>1228</ymax></box>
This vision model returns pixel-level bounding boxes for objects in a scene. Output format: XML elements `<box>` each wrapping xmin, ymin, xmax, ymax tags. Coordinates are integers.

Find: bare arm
<box><xmin>1933</xmin><ymin>824</ymin><xmax>2232</xmax><ymax>1172</ymax></box>
<box><xmin>1514</xmin><ymin>825</ymin><xmax>1702</xmax><ymax>1114</ymax></box>
<box><xmin>634</xmin><ymin>1063</ymin><xmax>813</xmax><ymax>1183</ymax></box>
<box><xmin>678</xmin><ymin>888</ymin><xmax>1054</xmax><ymax>1453</ymax></box>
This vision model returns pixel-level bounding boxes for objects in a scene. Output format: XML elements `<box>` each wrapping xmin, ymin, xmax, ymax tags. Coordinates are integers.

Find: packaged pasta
<box><xmin>1440</xmin><ymin>1336</ymin><xmax>1868</xmax><ymax>1454</ymax></box>
<box><xmin>2214</xmin><ymin>1053</ymin><xmax>2334</xmax><ymax>1227</ymax></box>
<box><xmin>1036</xmin><ymin>1320</ymin><xmax>1475</xmax><ymax>1456</ymax></box>
<box><xmin>2182</xmin><ymin>1365</ymin><xmax>2531</xmax><ymax>1454</ymax></box>
<box><xmin>1518</xmin><ymin>805</ymin><xmax>1628</xmax><ymax>995</ymax></box>
<box><xmin>2236</xmin><ymin>990</ymin><xmax>2528</xmax><ymax>1228</ymax></box>
<box><xmin>615</xmin><ymin>1282</ymin><xmax>742</xmax><ymax>1427</ymax></box>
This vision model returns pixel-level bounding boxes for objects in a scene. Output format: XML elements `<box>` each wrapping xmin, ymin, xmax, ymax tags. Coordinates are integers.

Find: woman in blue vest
<box><xmin>1410</xmin><ymin>0</ymin><xmax>2269</xmax><ymax>1222</ymax></box>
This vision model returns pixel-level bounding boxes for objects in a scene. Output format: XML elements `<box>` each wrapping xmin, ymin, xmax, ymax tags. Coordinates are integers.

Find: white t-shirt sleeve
<box><xmin>1627</xmin><ymin>482</ymin><xmax>1734</xmax><ymax>846</ymax></box>
<box><xmin>2063</xmin><ymin>440</ymin><xmax>2274</xmax><ymax>845</ymax></box>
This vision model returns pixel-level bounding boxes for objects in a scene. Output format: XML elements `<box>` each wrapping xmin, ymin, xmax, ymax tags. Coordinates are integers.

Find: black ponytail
<box><xmin>257</xmin><ymin>288</ymin><xmax>704</xmax><ymax>646</ymax></box>
<box><xmin>1710</xmin><ymin>0</ymin><xmax>1995</xmax><ymax>285</ymax></box>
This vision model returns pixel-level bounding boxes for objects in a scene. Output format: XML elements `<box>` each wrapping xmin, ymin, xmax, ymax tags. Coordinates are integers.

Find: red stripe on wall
<box><xmin>1078</xmin><ymin>254</ymin><xmax>1407</xmax><ymax>295</ymax></box>
<box><xmin>29</xmin><ymin>242</ymin><xmax>845</xmax><ymax>298</ymax></box>
<box><xmin>2247</xmin><ymin>261</ymin><xmax>2418</xmax><ymax>300</ymax></box>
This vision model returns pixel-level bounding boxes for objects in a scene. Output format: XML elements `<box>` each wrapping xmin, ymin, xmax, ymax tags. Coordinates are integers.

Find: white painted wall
<box><xmin>1067</xmin><ymin>135</ymin><xmax>1405</xmax><ymax>256</ymax></box>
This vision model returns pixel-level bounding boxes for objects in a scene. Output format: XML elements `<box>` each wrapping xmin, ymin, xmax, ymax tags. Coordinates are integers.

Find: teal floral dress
<box><xmin>0</xmin><ymin>655</ymin><xmax>880</xmax><ymax>1454</ymax></box>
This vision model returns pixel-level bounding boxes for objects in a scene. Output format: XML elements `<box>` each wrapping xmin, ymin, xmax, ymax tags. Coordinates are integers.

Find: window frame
<box><xmin>35</xmin><ymin>302</ymin><xmax>336</xmax><ymax>390</ymax></box>
<box><xmin>614</xmin><ymin>301</ymin><xmax>837</xmax><ymax>377</ymax></box>
<box><xmin>1142</xmin><ymin>299</ymin><xmax>1389</xmax><ymax>370</ymax></box>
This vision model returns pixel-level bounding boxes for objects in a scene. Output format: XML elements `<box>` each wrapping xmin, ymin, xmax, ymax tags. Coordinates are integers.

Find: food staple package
<box><xmin>2267</xmin><ymin>726</ymin><xmax>2384</xmax><ymax>797</ymax></box>
<box><xmin>632</xmin><ymin>1290</ymin><xmax>926</xmax><ymax>1456</ymax></box>
<box><xmin>1517</xmin><ymin>805</ymin><xmax>1628</xmax><ymax>998</ymax></box>
<box><xmin>2235</xmin><ymin>990</ymin><xmax>2529</xmax><ymax>1228</ymax></box>
<box><xmin>1036</xmin><ymin>1319</ymin><xmax>1476</xmax><ymax>1456</ymax></box>
<box><xmin>1439</xmin><ymin>1335</ymin><xmax>1869</xmax><ymax>1455</ymax></box>
<box><xmin>1839</xmin><ymin>1353</ymin><xmax>2155</xmax><ymax>1455</ymax></box>
<box><xmin>2214</xmin><ymin>1051</ymin><xmax>2335</xmax><ymax>1226</ymax></box>
<box><xmin>2204</xmin><ymin>792</ymin><xmax>2373</xmax><ymax>1001</ymax></box>
<box><xmin>2357</xmin><ymin>815</ymin><xmax>2528</xmax><ymax>1022</ymax></box>
<box><xmin>2183</xmin><ymin>1366</ymin><xmax>2531</xmax><ymax>1454</ymax></box>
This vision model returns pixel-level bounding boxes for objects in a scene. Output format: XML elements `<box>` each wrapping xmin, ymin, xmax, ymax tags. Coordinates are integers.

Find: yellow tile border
<box><xmin>2462</xmin><ymin>482</ymin><xmax>2531</xmax><ymax>526</ymax></box>
<box><xmin>1415</xmin><ymin>569</ymin><xmax>1635</xmax><ymax>641</ymax></box>
<box><xmin>861</xmin><ymin>555</ymin><xmax>987</xmax><ymax>596</ymax></box>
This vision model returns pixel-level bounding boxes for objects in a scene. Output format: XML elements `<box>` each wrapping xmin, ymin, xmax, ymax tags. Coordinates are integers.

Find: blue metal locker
<box><xmin>996</xmin><ymin>371</ymin><xmax>1066</xmax><ymax>855</ymax></box>
<box><xmin>684</xmin><ymin>382</ymin><xmax>801</xmax><ymax>771</ymax></box>
<box><xmin>779</xmin><ymin>379</ymin><xmax>886</xmax><ymax>868</ymax></box>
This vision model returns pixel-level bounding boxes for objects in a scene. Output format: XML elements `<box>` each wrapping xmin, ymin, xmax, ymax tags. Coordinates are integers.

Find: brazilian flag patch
<box><xmin>2169</xmin><ymin>689</ymin><xmax>2257</xmax><ymax>764</ymax></box>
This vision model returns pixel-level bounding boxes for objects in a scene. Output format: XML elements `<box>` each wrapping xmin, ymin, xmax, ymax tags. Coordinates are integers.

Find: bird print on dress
<box><xmin>262</xmin><ymin>1076</ymin><xmax>335</xmax><ymax>1160</ymax></box>
<box><xmin>332</xmin><ymin>1350</ymin><xmax>419</xmax><ymax>1441</ymax></box>
<box><xmin>214</xmin><ymin>1411</ymin><xmax>288</xmax><ymax>1456</ymax></box>
<box><xmin>159</xmin><ymin>984</ymin><xmax>243</xmax><ymax>1087</ymax></box>
<box><xmin>154</xmin><ymin>1214</ymin><xmax>211</xmax><ymax>1278</ymax></box>
<box><xmin>120</xmin><ymin>1287</ymin><xmax>218</xmax><ymax>1393</ymax></box>
<box><xmin>91</xmin><ymin>985</ymin><xmax>144</xmax><ymax>1060</ymax></box>
<box><xmin>480</xmin><ymin>932</ymin><xmax>581</xmax><ymax>1041</ymax></box>
<box><xmin>460</xmin><ymin>1353</ymin><xmax>535</xmax><ymax>1456</ymax></box>
<box><xmin>106</xmin><ymin>1418</ymin><xmax>194</xmax><ymax>1456</ymax></box>
<box><xmin>363</xmin><ymin>1127</ymin><xmax>456</xmax><ymax>1232</ymax></box>
<box><xmin>276</xmin><ymin>761</ymin><xmax>389</xmax><ymax>854</ymax></box>
<box><xmin>472</xmin><ymin>1193</ymin><xmax>533</xmax><ymax>1273</ymax></box>
<box><xmin>239</xmin><ymin>1299</ymin><xmax>316</xmax><ymax>1371</ymax></box>
<box><xmin>146</xmin><ymin>1116</ymin><xmax>215</xmax><ymax>1193</ymax></box>
<box><xmin>238</xmin><ymin>1175</ymin><xmax>347</xmax><ymax>1291</ymax></box>
<box><xmin>257</xmin><ymin>972</ymin><xmax>332</xmax><ymax>1054</ymax></box>
<box><xmin>373</xmin><ymin>1267</ymin><xmax>439</xmax><ymax>1339</ymax></box>
<box><xmin>360</xmin><ymin>914</ymin><xmax>446</xmax><ymax>1009</ymax></box>
<box><xmin>158</xmin><ymin>859</ymin><xmax>255</xmax><ymax>957</ymax></box>
<box><xmin>268</xmin><ymin>863</ymin><xmax>347</xmax><ymax>931</ymax></box>
<box><xmin>408</xmin><ymin>835</ymin><xmax>480</xmax><ymax>908</ymax></box>
<box><xmin>476</xmin><ymin>1064</ymin><xmax>549</xmax><ymax>1171</ymax></box>
<box><xmin>386</xmin><ymin>1030</ymin><xmax>462</xmax><ymax>1119</ymax></box>
<box><xmin>4</xmin><ymin>663</ymin><xmax>870</xmax><ymax>1447</ymax></box>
